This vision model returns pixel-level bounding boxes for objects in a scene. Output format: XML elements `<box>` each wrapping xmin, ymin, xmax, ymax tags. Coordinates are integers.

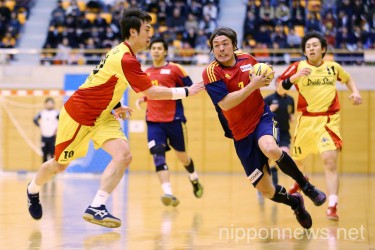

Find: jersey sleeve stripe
<box><xmin>207</xmin><ymin>62</ymin><xmax>217</xmax><ymax>83</ymax></box>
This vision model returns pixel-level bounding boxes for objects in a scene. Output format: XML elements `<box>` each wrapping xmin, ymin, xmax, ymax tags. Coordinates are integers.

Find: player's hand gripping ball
<box><xmin>250</xmin><ymin>63</ymin><xmax>274</xmax><ymax>85</ymax></box>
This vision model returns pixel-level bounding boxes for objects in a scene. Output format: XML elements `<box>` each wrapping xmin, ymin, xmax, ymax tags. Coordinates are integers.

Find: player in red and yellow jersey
<box><xmin>136</xmin><ymin>37</ymin><xmax>203</xmax><ymax>207</ymax></box>
<box><xmin>26</xmin><ymin>8</ymin><xmax>205</xmax><ymax>228</ymax></box>
<box><xmin>202</xmin><ymin>27</ymin><xmax>326</xmax><ymax>229</ymax></box>
<box><xmin>278</xmin><ymin>31</ymin><xmax>362</xmax><ymax>221</ymax></box>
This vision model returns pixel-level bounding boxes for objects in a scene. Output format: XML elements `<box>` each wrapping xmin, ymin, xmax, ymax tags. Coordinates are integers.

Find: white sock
<box><xmin>161</xmin><ymin>182</ymin><xmax>173</xmax><ymax>195</ymax></box>
<box><xmin>91</xmin><ymin>190</ymin><xmax>110</xmax><ymax>207</ymax></box>
<box><xmin>328</xmin><ymin>194</ymin><xmax>338</xmax><ymax>207</ymax></box>
<box><xmin>28</xmin><ymin>178</ymin><xmax>41</xmax><ymax>194</ymax></box>
<box><xmin>189</xmin><ymin>172</ymin><xmax>199</xmax><ymax>181</ymax></box>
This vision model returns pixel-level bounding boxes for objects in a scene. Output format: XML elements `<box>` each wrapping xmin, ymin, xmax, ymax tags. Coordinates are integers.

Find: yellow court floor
<box><xmin>0</xmin><ymin>172</ymin><xmax>374</xmax><ymax>249</ymax></box>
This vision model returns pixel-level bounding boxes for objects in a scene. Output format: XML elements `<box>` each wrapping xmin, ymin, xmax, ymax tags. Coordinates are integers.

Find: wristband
<box><xmin>282</xmin><ymin>78</ymin><xmax>293</xmax><ymax>90</ymax></box>
<box><xmin>172</xmin><ymin>87</ymin><xmax>187</xmax><ymax>100</ymax></box>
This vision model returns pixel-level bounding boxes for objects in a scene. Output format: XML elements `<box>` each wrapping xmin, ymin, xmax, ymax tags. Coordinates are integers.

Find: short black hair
<box><xmin>120</xmin><ymin>8</ymin><xmax>152</xmax><ymax>40</ymax></box>
<box><xmin>45</xmin><ymin>97</ymin><xmax>55</xmax><ymax>104</ymax></box>
<box><xmin>208</xmin><ymin>27</ymin><xmax>238</xmax><ymax>52</ymax></box>
<box><xmin>149</xmin><ymin>37</ymin><xmax>168</xmax><ymax>51</ymax></box>
<box><xmin>301</xmin><ymin>31</ymin><xmax>328</xmax><ymax>58</ymax></box>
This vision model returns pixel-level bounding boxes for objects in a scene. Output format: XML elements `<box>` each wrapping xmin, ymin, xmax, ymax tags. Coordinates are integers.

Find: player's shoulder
<box><xmin>323</xmin><ymin>60</ymin><xmax>341</xmax><ymax>68</ymax></box>
<box><xmin>168</xmin><ymin>62</ymin><xmax>186</xmax><ymax>71</ymax></box>
<box><xmin>235</xmin><ymin>51</ymin><xmax>257</xmax><ymax>62</ymax></box>
<box><xmin>204</xmin><ymin>60</ymin><xmax>220</xmax><ymax>71</ymax></box>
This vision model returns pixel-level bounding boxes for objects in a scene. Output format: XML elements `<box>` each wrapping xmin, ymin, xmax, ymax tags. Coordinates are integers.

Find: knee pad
<box><xmin>150</xmin><ymin>145</ymin><xmax>167</xmax><ymax>172</ymax></box>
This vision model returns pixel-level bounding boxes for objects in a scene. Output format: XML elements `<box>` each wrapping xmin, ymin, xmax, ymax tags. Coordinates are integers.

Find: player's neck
<box><xmin>153</xmin><ymin>60</ymin><xmax>167</xmax><ymax>68</ymax></box>
<box><xmin>307</xmin><ymin>59</ymin><xmax>323</xmax><ymax>67</ymax></box>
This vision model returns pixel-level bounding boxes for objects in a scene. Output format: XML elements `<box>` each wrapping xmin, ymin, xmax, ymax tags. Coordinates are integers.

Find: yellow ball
<box><xmin>250</xmin><ymin>63</ymin><xmax>274</xmax><ymax>84</ymax></box>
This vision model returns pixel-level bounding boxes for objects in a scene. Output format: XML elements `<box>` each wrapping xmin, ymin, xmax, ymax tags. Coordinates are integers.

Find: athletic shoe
<box><xmin>27</xmin><ymin>187</ymin><xmax>42</xmax><ymax>220</ymax></box>
<box><xmin>82</xmin><ymin>205</ymin><xmax>121</xmax><ymax>228</ymax></box>
<box><xmin>326</xmin><ymin>203</ymin><xmax>339</xmax><ymax>221</ymax></box>
<box><xmin>292</xmin><ymin>193</ymin><xmax>312</xmax><ymax>229</ymax></box>
<box><xmin>288</xmin><ymin>176</ymin><xmax>309</xmax><ymax>194</ymax></box>
<box><xmin>190</xmin><ymin>179</ymin><xmax>204</xmax><ymax>198</ymax></box>
<box><xmin>301</xmin><ymin>183</ymin><xmax>326</xmax><ymax>206</ymax></box>
<box><xmin>161</xmin><ymin>194</ymin><xmax>180</xmax><ymax>207</ymax></box>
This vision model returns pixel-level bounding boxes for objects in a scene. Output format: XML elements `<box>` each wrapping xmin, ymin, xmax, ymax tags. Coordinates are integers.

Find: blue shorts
<box><xmin>234</xmin><ymin>106</ymin><xmax>278</xmax><ymax>187</ymax></box>
<box><xmin>147</xmin><ymin>120</ymin><xmax>187</xmax><ymax>152</ymax></box>
<box><xmin>278</xmin><ymin>130</ymin><xmax>291</xmax><ymax>148</ymax></box>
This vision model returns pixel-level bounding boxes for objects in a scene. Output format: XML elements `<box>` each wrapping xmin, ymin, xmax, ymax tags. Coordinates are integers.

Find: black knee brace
<box><xmin>150</xmin><ymin>144</ymin><xmax>168</xmax><ymax>172</ymax></box>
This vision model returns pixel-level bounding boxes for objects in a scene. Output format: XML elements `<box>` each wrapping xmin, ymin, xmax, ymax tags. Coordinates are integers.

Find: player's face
<box><xmin>150</xmin><ymin>42</ymin><xmax>166</xmax><ymax>63</ymax></box>
<box><xmin>212</xmin><ymin>35</ymin><xmax>236</xmax><ymax>67</ymax></box>
<box><xmin>134</xmin><ymin>21</ymin><xmax>152</xmax><ymax>51</ymax></box>
<box><xmin>45</xmin><ymin>100</ymin><xmax>55</xmax><ymax>110</ymax></box>
<box><xmin>304</xmin><ymin>37</ymin><xmax>325</xmax><ymax>65</ymax></box>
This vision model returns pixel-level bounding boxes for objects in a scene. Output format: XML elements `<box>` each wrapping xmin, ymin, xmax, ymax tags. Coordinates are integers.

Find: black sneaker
<box><xmin>301</xmin><ymin>183</ymin><xmax>326</xmax><ymax>206</ymax></box>
<box><xmin>292</xmin><ymin>193</ymin><xmax>312</xmax><ymax>229</ymax></box>
<box><xmin>27</xmin><ymin>188</ymin><xmax>42</xmax><ymax>220</ymax></box>
<box><xmin>82</xmin><ymin>205</ymin><xmax>121</xmax><ymax>228</ymax></box>
<box><xmin>190</xmin><ymin>179</ymin><xmax>204</xmax><ymax>198</ymax></box>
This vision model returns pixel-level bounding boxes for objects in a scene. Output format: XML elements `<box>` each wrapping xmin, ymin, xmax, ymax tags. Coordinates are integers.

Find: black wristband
<box><xmin>282</xmin><ymin>78</ymin><xmax>293</xmax><ymax>90</ymax></box>
<box><xmin>184</xmin><ymin>87</ymin><xmax>189</xmax><ymax>97</ymax></box>
<box><xmin>114</xmin><ymin>102</ymin><xmax>121</xmax><ymax>109</ymax></box>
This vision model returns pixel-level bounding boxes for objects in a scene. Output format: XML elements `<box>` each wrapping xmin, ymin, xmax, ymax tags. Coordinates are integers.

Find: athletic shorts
<box><xmin>279</xmin><ymin>130</ymin><xmax>291</xmax><ymax>148</ymax></box>
<box><xmin>54</xmin><ymin>107</ymin><xmax>127</xmax><ymax>164</ymax></box>
<box><xmin>234</xmin><ymin>106</ymin><xmax>278</xmax><ymax>186</ymax></box>
<box><xmin>292</xmin><ymin>113</ymin><xmax>342</xmax><ymax>161</ymax></box>
<box><xmin>147</xmin><ymin>120</ymin><xmax>187</xmax><ymax>152</ymax></box>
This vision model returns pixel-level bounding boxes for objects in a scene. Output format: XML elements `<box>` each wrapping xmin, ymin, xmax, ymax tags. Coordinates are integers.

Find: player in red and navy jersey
<box><xmin>26</xmin><ymin>8</ymin><xmax>205</xmax><ymax>228</ymax></box>
<box><xmin>278</xmin><ymin>31</ymin><xmax>362</xmax><ymax>221</ymax></box>
<box><xmin>136</xmin><ymin>37</ymin><xmax>203</xmax><ymax>207</ymax></box>
<box><xmin>202</xmin><ymin>27</ymin><xmax>326</xmax><ymax>229</ymax></box>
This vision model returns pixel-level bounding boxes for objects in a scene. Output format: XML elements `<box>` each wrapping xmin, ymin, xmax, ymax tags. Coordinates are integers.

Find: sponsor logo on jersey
<box><xmin>160</xmin><ymin>69</ymin><xmax>171</xmax><ymax>74</ymax></box>
<box><xmin>240</xmin><ymin>64</ymin><xmax>252</xmax><ymax>72</ymax></box>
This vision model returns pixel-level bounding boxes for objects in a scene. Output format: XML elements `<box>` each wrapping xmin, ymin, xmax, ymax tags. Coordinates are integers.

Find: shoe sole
<box><xmin>161</xmin><ymin>196</ymin><xmax>180</xmax><ymax>207</ymax></box>
<box><xmin>82</xmin><ymin>213</ymin><xmax>121</xmax><ymax>228</ymax></box>
<box><xmin>194</xmin><ymin>186</ymin><xmax>204</xmax><ymax>198</ymax></box>
<box><xmin>292</xmin><ymin>193</ymin><xmax>312</xmax><ymax>229</ymax></box>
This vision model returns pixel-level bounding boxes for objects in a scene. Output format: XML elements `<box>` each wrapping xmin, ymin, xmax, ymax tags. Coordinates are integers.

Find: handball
<box><xmin>250</xmin><ymin>63</ymin><xmax>274</xmax><ymax>84</ymax></box>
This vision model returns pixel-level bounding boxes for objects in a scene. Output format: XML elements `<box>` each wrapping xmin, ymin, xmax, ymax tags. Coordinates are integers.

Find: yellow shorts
<box><xmin>292</xmin><ymin>113</ymin><xmax>342</xmax><ymax>161</ymax></box>
<box><xmin>54</xmin><ymin>107</ymin><xmax>127</xmax><ymax>164</ymax></box>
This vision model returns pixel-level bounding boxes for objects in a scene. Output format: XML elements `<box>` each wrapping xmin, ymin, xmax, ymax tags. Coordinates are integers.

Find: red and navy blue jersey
<box><xmin>202</xmin><ymin>52</ymin><xmax>265</xmax><ymax>141</ymax></box>
<box><xmin>145</xmin><ymin>62</ymin><xmax>193</xmax><ymax>122</ymax></box>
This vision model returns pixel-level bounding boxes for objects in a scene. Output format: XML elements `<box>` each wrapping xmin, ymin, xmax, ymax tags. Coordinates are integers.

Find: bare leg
<box><xmin>174</xmin><ymin>151</ymin><xmax>190</xmax><ymax>166</ymax></box>
<box><xmin>34</xmin><ymin>159</ymin><xmax>68</xmax><ymax>186</ymax></box>
<box><xmin>101</xmin><ymin>138</ymin><xmax>132</xmax><ymax>194</ymax></box>
<box><xmin>321</xmin><ymin>150</ymin><xmax>339</xmax><ymax>198</ymax></box>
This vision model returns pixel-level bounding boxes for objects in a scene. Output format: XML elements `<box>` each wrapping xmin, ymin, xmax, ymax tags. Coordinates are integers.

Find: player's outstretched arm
<box><xmin>142</xmin><ymin>81</ymin><xmax>205</xmax><ymax>100</ymax></box>
<box><xmin>346</xmin><ymin>77</ymin><xmax>362</xmax><ymax>105</ymax></box>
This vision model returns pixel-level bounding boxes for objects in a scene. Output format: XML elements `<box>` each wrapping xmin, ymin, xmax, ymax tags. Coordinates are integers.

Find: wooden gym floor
<box><xmin>0</xmin><ymin>172</ymin><xmax>374</xmax><ymax>249</ymax></box>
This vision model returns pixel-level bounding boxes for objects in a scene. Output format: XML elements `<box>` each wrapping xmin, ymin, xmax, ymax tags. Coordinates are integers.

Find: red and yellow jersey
<box><xmin>202</xmin><ymin>52</ymin><xmax>264</xmax><ymax>141</ymax></box>
<box><xmin>64</xmin><ymin>42</ymin><xmax>153</xmax><ymax>126</ymax></box>
<box><xmin>145</xmin><ymin>62</ymin><xmax>193</xmax><ymax>122</ymax></box>
<box><xmin>279</xmin><ymin>60</ymin><xmax>350</xmax><ymax>115</ymax></box>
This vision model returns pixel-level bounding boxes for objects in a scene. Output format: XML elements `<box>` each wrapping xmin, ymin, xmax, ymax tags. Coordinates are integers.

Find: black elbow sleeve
<box><xmin>282</xmin><ymin>78</ymin><xmax>293</xmax><ymax>90</ymax></box>
<box><xmin>113</xmin><ymin>102</ymin><xmax>121</xmax><ymax>109</ymax></box>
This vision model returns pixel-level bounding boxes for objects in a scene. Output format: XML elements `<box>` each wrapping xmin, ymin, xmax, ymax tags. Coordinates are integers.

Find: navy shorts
<box><xmin>147</xmin><ymin>120</ymin><xmax>187</xmax><ymax>152</ymax></box>
<box><xmin>278</xmin><ymin>130</ymin><xmax>291</xmax><ymax>148</ymax></box>
<box><xmin>234</xmin><ymin>106</ymin><xmax>278</xmax><ymax>187</ymax></box>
